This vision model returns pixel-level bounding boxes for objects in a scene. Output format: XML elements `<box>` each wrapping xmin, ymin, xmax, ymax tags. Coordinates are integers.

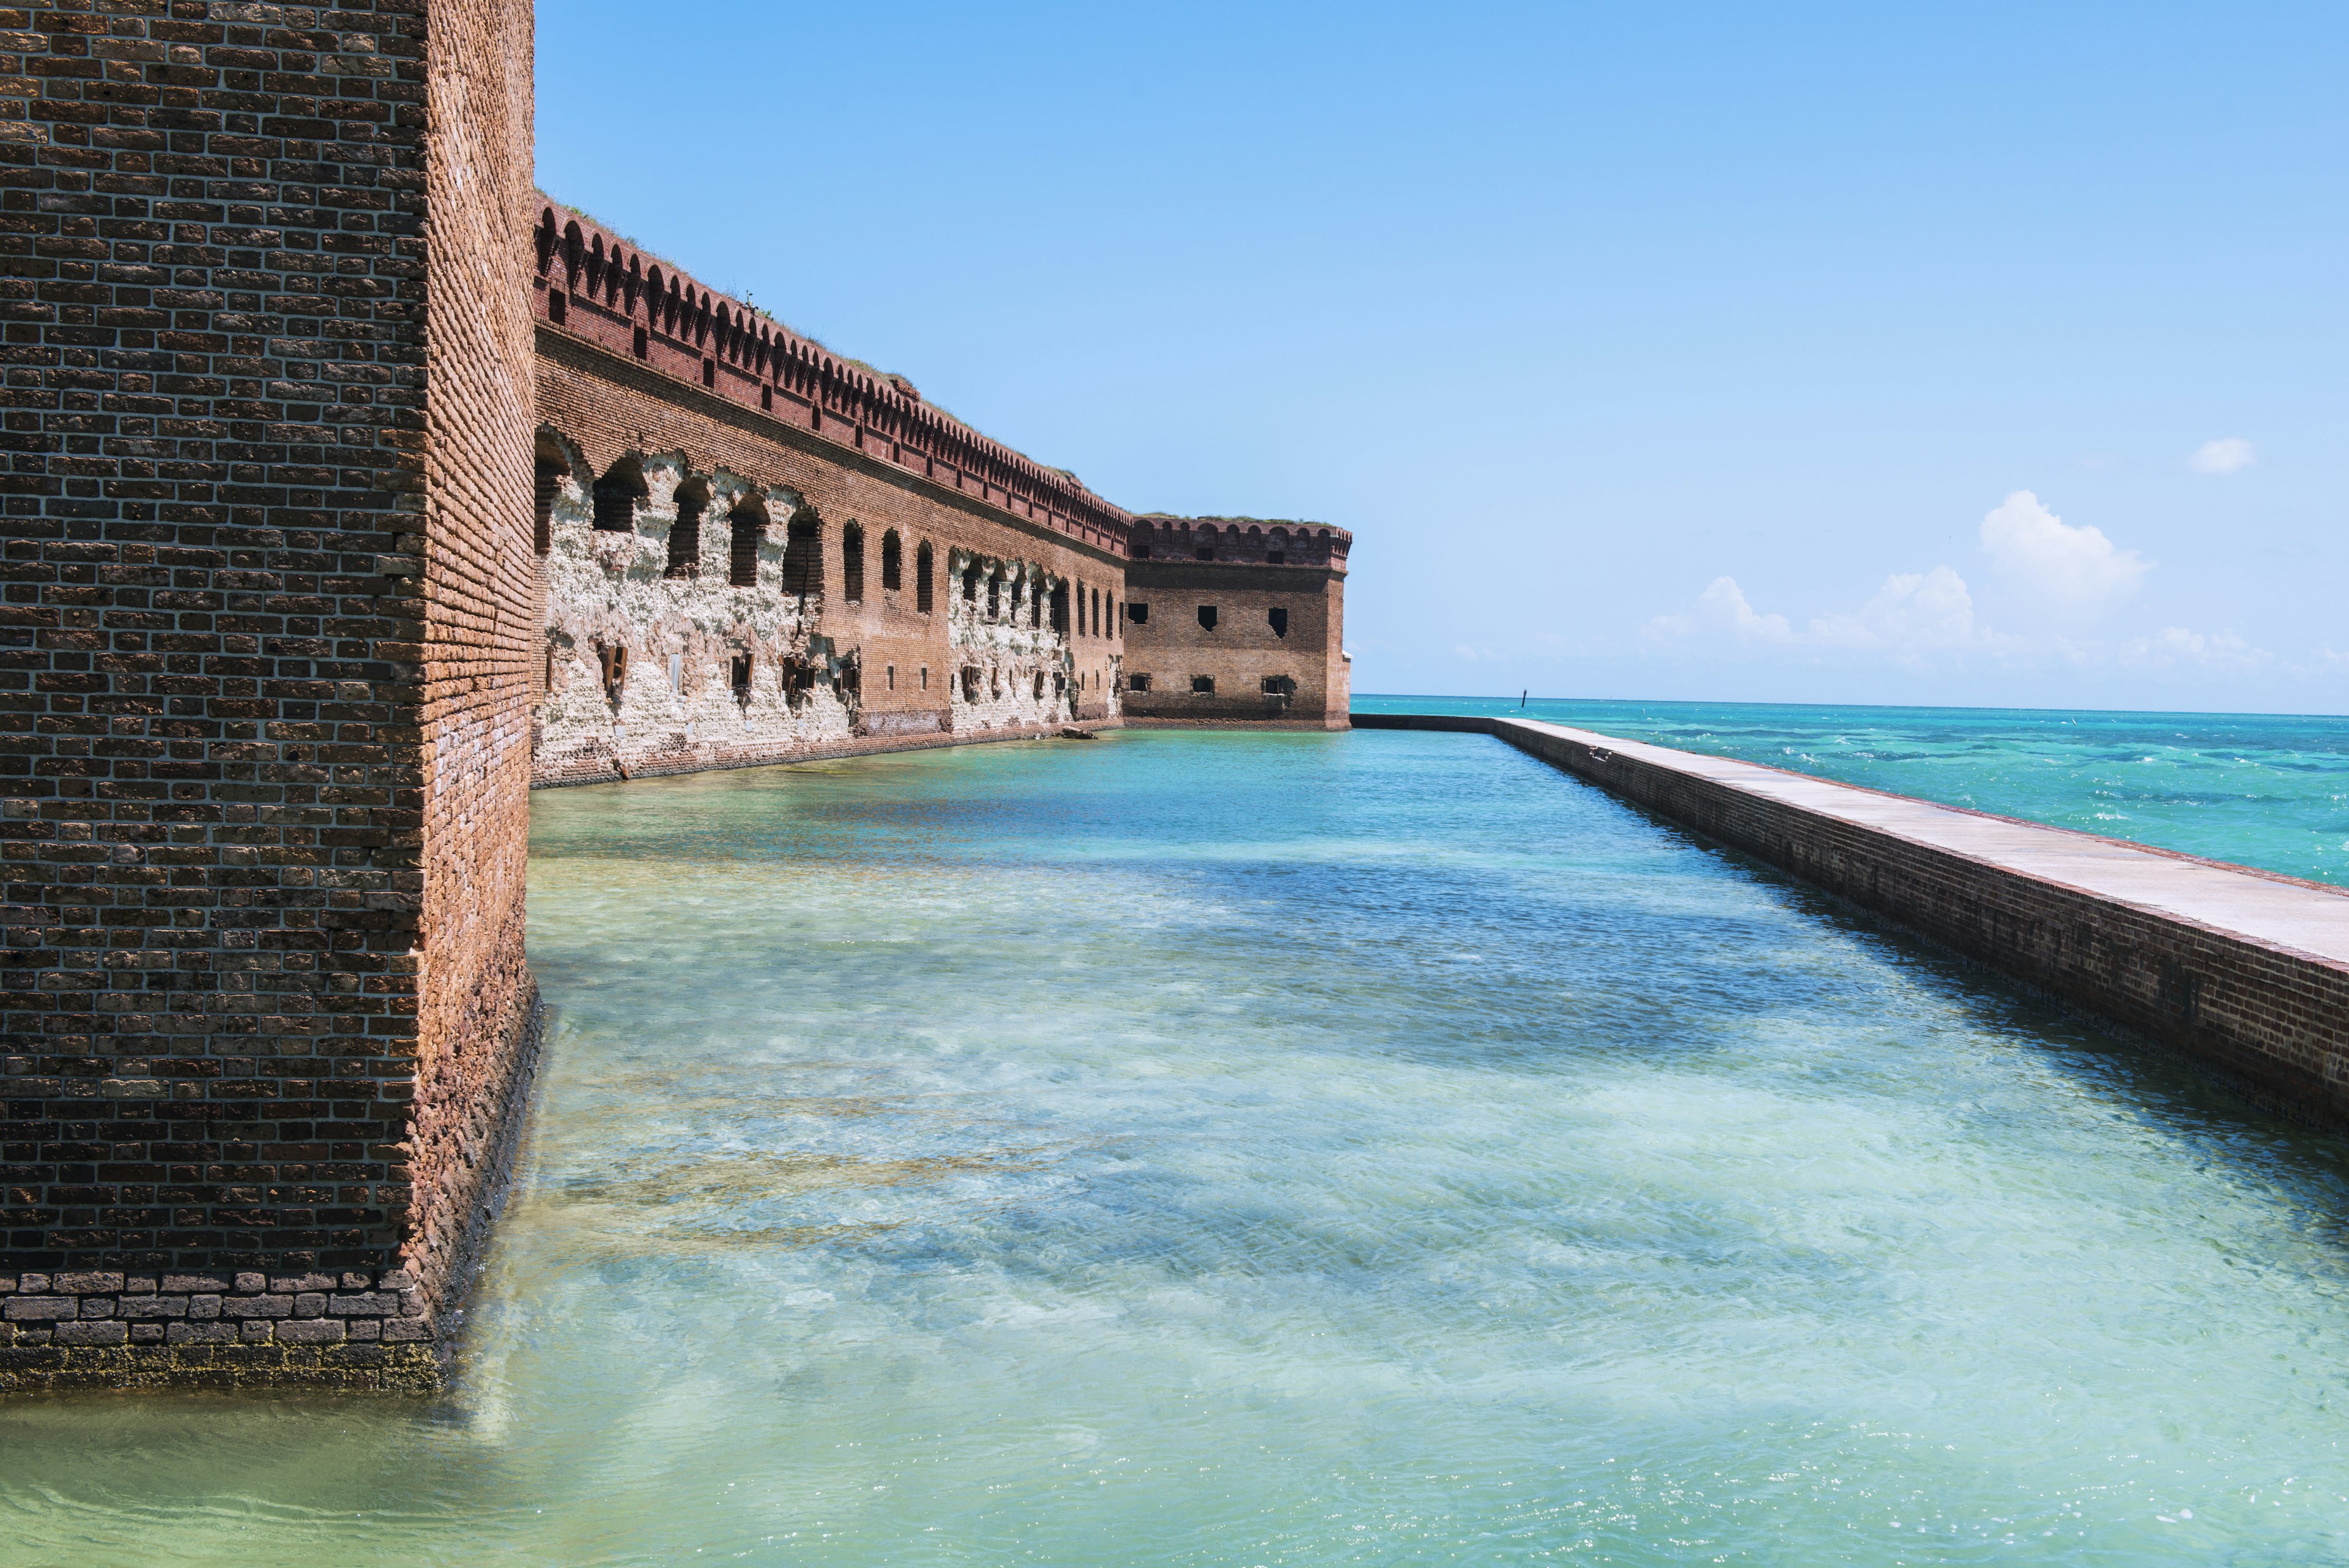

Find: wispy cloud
<box><xmin>2119</xmin><ymin>627</ymin><xmax>2271</xmax><ymax>672</ymax></box>
<box><xmin>1641</xmin><ymin>490</ymin><xmax>2288</xmax><ymax>678</ymax></box>
<box><xmin>2189</xmin><ymin>437</ymin><xmax>2257</xmax><ymax>475</ymax></box>
<box><xmin>1647</xmin><ymin>568</ymin><xmax>1989</xmax><ymax>659</ymax></box>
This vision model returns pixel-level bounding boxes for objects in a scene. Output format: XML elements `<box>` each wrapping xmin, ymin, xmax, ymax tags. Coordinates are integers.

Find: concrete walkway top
<box><xmin>1442</xmin><ymin>716</ymin><xmax>2349</xmax><ymax>971</ymax></box>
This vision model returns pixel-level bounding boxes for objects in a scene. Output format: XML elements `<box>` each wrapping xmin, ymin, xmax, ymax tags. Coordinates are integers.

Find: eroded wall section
<box><xmin>529</xmin><ymin>206</ymin><xmax>1134</xmax><ymax>784</ymax></box>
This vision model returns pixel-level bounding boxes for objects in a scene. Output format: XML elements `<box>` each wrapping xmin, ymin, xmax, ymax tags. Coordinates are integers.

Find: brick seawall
<box><xmin>1355</xmin><ymin>714</ymin><xmax>2349</xmax><ymax>1126</ymax></box>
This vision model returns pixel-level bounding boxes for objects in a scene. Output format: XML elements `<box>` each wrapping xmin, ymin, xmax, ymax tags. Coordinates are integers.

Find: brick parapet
<box><xmin>1130</xmin><ymin>515</ymin><xmax>1352</xmax><ymax>571</ymax></box>
<box><xmin>1357</xmin><ymin>715</ymin><xmax>2349</xmax><ymax>1127</ymax></box>
<box><xmin>532</xmin><ymin>199</ymin><xmax>1135</xmax><ymax>556</ymax></box>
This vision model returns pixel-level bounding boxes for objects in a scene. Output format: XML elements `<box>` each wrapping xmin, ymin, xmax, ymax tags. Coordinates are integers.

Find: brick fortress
<box><xmin>529</xmin><ymin>203</ymin><xmax>1351</xmax><ymax>786</ymax></box>
<box><xmin>0</xmin><ymin>4</ymin><xmax>1348</xmax><ymax>1391</ymax></box>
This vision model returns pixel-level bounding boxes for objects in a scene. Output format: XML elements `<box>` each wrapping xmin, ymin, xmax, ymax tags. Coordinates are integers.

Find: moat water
<box><xmin>6</xmin><ymin>724</ymin><xmax>2349</xmax><ymax>1564</ymax></box>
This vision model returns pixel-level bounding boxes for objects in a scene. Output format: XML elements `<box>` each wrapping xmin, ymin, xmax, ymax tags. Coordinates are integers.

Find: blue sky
<box><xmin>536</xmin><ymin>2</ymin><xmax>2346</xmax><ymax>713</ymax></box>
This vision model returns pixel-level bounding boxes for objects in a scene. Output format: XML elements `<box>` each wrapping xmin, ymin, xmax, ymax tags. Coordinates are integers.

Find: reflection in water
<box><xmin>4</xmin><ymin>728</ymin><xmax>2348</xmax><ymax>1566</ymax></box>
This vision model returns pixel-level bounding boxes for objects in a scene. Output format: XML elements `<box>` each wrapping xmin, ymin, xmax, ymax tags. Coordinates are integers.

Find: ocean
<box><xmin>1356</xmin><ymin>693</ymin><xmax>2349</xmax><ymax>885</ymax></box>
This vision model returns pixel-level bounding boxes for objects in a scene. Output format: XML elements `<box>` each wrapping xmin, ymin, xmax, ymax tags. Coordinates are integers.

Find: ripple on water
<box><xmin>4</xmin><ymin>727</ymin><xmax>2348</xmax><ymax>1566</ymax></box>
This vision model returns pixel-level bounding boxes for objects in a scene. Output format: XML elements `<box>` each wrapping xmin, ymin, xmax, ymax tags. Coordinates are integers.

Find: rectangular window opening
<box><xmin>1190</xmin><ymin>675</ymin><xmax>1214</xmax><ymax>695</ymax></box>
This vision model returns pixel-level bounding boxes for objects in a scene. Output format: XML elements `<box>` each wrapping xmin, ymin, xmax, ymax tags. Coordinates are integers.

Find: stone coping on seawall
<box><xmin>1353</xmin><ymin>713</ymin><xmax>2349</xmax><ymax>1126</ymax></box>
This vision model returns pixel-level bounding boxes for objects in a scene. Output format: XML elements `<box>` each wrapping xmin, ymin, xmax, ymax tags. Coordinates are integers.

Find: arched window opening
<box><xmin>986</xmin><ymin>569</ymin><xmax>1002</xmax><ymax>620</ymax></box>
<box><xmin>1029</xmin><ymin>582</ymin><xmax>1041</xmax><ymax>629</ymax></box>
<box><xmin>881</xmin><ymin>530</ymin><xmax>902</xmax><ymax>592</ymax></box>
<box><xmin>1195</xmin><ymin>526</ymin><xmax>1217</xmax><ymax>562</ymax></box>
<box><xmin>916</xmin><ymin>541</ymin><xmax>935</xmax><ymax>612</ymax></box>
<box><xmin>781</xmin><ymin>514</ymin><xmax>822</xmax><ymax>596</ymax></box>
<box><xmin>730</xmin><ymin>496</ymin><xmax>768</xmax><ymax>588</ymax></box>
<box><xmin>842</xmin><ymin>521</ymin><xmax>866</xmax><ymax>603</ymax></box>
<box><xmin>1053</xmin><ymin>671</ymin><xmax>1066</xmax><ymax>696</ymax></box>
<box><xmin>1050</xmin><ymin>582</ymin><xmax>1069</xmax><ymax>636</ymax></box>
<box><xmin>592</xmin><ymin>457</ymin><xmax>646</xmax><ymax>532</ymax></box>
<box><xmin>599</xmin><ymin>643</ymin><xmax>628</xmax><ymax>705</ymax></box>
<box><xmin>1033</xmin><ymin>671</ymin><xmax>1046</xmax><ymax>699</ymax></box>
<box><xmin>960</xmin><ymin>665</ymin><xmax>981</xmax><ymax>702</ymax></box>
<box><xmin>962</xmin><ymin>562</ymin><xmax>980</xmax><ymax>603</ymax></box>
<box><xmin>1091</xmin><ymin>589</ymin><xmax>1101</xmax><ymax>637</ymax></box>
<box><xmin>532</xmin><ymin>433</ymin><xmax>571</xmax><ymax>554</ymax></box>
<box><xmin>731</xmin><ymin>652</ymin><xmax>753</xmax><ymax>702</ymax></box>
<box><xmin>1268</xmin><ymin>606</ymin><xmax>1289</xmax><ymax>638</ymax></box>
<box><xmin>1267</xmin><ymin>529</ymin><xmax>1288</xmax><ymax>565</ymax></box>
<box><xmin>533</xmin><ymin>462</ymin><xmax>565</xmax><ymax>555</ymax></box>
<box><xmin>669</xmin><ymin>478</ymin><xmax>708</xmax><ymax>579</ymax></box>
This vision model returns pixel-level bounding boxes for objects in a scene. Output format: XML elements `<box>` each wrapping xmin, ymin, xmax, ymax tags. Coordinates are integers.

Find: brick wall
<box><xmin>0</xmin><ymin>0</ymin><xmax>537</xmax><ymax>1392</ymax></box>
<box><xmin>1123</xmin><ymin>517</ymin><xmax>1349</xmax><ymax>728</ymax></box>
<box><xmin>1357</xmin><ymin>715</ymin><xmax>2349</xmax><ymax>1129</ymax></box>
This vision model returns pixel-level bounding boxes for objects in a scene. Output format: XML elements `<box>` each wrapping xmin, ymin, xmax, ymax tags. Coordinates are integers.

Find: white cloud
<box><xmin>1648</xmin><ymin>568</ymin><xmax>1983</xmax><ymax>657</ymax></box>
<box><xmin>2189</xmin><ymin>437</ymin><xmax>2257</xmax><ymax>475</ymax></box>
<box><xmin>1810</xmin><ymin>567</ymin><xmax>1978</xmax><ymax>650</ymax></box>
<box><xmin>1693</xmin><ymin>575</ymin><xmax>1792</xmax><ymax>642</ymax></box>
<box><xmin>1978</xmin><ymin>489</ymin><xmax>2150</xmax><ymax>610</ymax></box>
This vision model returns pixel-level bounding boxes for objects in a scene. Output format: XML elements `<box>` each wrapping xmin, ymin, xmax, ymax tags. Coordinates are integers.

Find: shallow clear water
<box><xmin>6</xmin><ymin>730</ymin><xmax>2349</xmax><ymax>1565</ymax></box>
<box><xmin>1356</xmin><ymin>694</ymin><xmax>2349</xmax><ymax>886</ymax></box>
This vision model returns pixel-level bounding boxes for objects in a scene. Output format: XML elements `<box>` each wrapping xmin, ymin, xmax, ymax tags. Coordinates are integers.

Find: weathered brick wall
<box><xmin>1357</xmin><ymin>715</ymin><xmax>2349</xmax><ymax>1128</ymax></box>
<box><xmin>531</xmin><ymin>279</ymin><xmax>1134</xmax><ymax>785</ymax></box>
<box><xmin>1123</xmin><ymin>517</ymin><xmax>1350</xmax><ymax>728</ymax></box>
<box><xmin>407</xmin><ymin>0</ymin><xmax>538</xmax><ymax>1345</ymax></box>
<box><xmin>0</xmin><ymin>0</ymin><xmax>537</xmax><ymax>1392</ymax></box>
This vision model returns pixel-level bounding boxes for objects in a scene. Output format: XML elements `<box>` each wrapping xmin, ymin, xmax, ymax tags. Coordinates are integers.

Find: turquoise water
<box><xmin>1354</xmin><ymin>694</ymin><xmax>2349</xmax><ymax>886</ymax></box>
<box><xmin>5</xmin><ymin>730</ymin><xmax>2349</xmax><ymax>1564</ymax></box>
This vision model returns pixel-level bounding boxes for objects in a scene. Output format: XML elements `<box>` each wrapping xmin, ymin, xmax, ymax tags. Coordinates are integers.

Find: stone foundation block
<box><xmin>55</xmin><ymin>1321</ymin><xmax>128</xmax><ymax>1348</ymax></box>
<box><xmin>274</xmin><ymin>1320</ymin><xmax>345</xmax><ymax>1346</ymax></box>
<box><xmin>4</xmin><ymin>1298</ymin><xmax>76</xmax><ymax>1322</ymax></box>
<box><xmin>54</xmin><ymin>1273</ymin><xmax>122</xmax><ymax>1295</ymax></box>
